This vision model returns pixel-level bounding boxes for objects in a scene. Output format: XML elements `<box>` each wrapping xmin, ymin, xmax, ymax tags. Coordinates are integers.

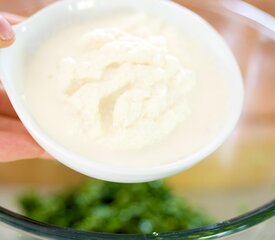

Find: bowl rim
<box><xmin>0</xmin><ymin>200</ymin><xmax>274</xmax><ymax>239</ymax></box>
<box><xmin>0</xmin><ymin>0</ymin><xmax>275</xmax><ymax>239</ymax></box>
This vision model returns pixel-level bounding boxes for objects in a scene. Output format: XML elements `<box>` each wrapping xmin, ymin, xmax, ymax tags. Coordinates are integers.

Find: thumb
<box><xmin>0</xmin><ymin>15</ymin><xmax>15</xmax><ymax>48</ymax></box>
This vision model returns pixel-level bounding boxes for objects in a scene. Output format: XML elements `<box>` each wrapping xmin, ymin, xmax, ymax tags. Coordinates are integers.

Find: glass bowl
<box><xmin>0</xmin><ymin>0</ymin><xmax>275</xmax><ymax>239</ymax></box>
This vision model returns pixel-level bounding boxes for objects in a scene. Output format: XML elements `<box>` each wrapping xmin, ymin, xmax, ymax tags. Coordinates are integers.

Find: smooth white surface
<box><xmin>0</xmin><ymin>0</ymin><xmax>243</xmax><ymax>182</ymax></box>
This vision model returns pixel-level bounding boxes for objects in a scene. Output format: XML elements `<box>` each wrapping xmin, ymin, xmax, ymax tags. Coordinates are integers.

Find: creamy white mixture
<box><xmin>58</xmin><ymin>28</ymin><xmax>195</xmax><ymax>149</ymax></box>
<box><xmin>24</xmin><ymin>13</ymin><xmax>231</xmax><ymax>167</ymax></box>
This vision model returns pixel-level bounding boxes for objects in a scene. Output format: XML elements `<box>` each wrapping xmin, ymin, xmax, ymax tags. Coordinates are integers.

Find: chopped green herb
<box><xmin>18</xmin><ymin>180</ymin><xmax>212</xmax><ymax>234</ymax></box>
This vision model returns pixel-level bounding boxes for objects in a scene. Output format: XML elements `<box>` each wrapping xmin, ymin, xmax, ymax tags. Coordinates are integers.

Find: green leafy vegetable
<box><xmin>18</xmin><ymin>180</ymin><xmax>212</xmax><ymax>234</ymax></box>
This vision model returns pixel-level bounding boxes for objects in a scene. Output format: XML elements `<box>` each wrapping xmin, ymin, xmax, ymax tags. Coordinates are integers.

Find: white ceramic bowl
<box><xmin>0</xmin><ymin>0</ymin><xmax>243</xmax><ymax>183</ymax></box>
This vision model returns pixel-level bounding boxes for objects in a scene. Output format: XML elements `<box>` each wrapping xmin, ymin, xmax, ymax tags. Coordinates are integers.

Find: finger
<box><xmin>0</xmin><ymin>115</ymin><xmax>26</xmax><ymax>134</ymax></box>
<box><xmin>0</xmin><ymin>15</ymin><xmax>15</xmax><ymax>48</ymax></box>
<box><xmin>0</xmin><ymin>87</ymin><xmax>18</xmax><ymax>118</ymax></box>
<box><xmin>0</xmin><ymin>115</ymin><xmax>53</xmax><ymax>160</ymax></box>
<box><xmin>0</xmin><ymin>12</ymin><xmax>26</xmax><ymax>25</ymax></box>
<box><xmin>0</xmin><ymin>131</ymin><xmax>50</xmax><ymax>162</ymax></box>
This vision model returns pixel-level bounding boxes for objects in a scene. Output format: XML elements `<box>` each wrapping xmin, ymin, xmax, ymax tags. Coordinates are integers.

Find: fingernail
<box><xmin>0</xmin><ymin>16</ymin><xmax>15</xmax><ymax>41</ymax></box>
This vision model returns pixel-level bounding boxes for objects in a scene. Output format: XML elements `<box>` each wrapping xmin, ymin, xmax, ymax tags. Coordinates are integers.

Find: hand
<box><xmin>0</xmin><ymin>13</ymin><xmax>49</xmax><ymax>162</ymax></box>
<box><xmin>0</xmin><ymin>12</ymin><xmax>25</xmax><ymax>47</ymax></box>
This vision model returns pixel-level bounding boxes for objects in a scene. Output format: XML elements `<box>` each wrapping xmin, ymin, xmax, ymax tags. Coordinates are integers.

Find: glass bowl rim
<box><xmin>0</xmin><ymin>200</ymin><xmax>274</xmax><ymax>239</ymax></box>
<box><xmin>0</xmin><ymin>0</ymin><xmax>275</xmax><ymax>239</ymax></box>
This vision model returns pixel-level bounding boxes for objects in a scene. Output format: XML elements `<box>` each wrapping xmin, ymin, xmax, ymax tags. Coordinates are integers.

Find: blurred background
<box><xmin>0</xmin><ymin>0</ymin><xmax>274</xmax><ymax>239</ymax></box>
<box><xmin>0</xmin><ymin>0</ymin><xmax>274</xmax><ymax>16</ymax></box>
<box><xmin>0</xmin><ymin>0</ymin><xmax>275</xmax><ymax>212</ymax></box>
